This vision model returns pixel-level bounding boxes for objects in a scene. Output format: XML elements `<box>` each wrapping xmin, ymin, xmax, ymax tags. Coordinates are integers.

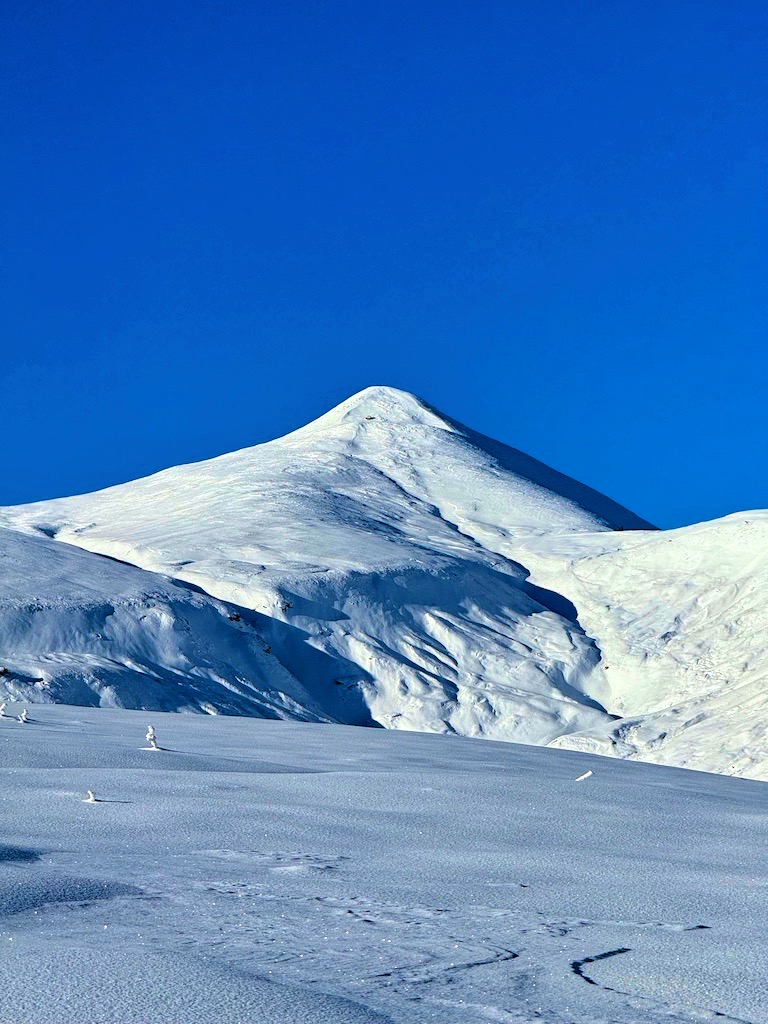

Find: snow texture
<box><xmin>519</xmin><ymin>512</ymin><xmax>768</xmax><ymax>777</ymax></box>
<box><xmin>0</xmin><ymin>707</ymin><xmax>765</xmax><ymax>1024</ymax></box>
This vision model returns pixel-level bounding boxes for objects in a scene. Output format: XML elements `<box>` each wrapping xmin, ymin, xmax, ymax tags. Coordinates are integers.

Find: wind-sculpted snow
<box><xmin>0</xmin><ymin>386</ymin><xmax>766</xmax><ymax>777</ymax></box>
<box><xmin>0</xmin><ymin>525</ymin><xmax>611</xmax><ymax>742</ymax></box>
<box><xmin>0</xmin><ymin>707</ymin><xmax>765</xmax><ymax>1024</ymax></box>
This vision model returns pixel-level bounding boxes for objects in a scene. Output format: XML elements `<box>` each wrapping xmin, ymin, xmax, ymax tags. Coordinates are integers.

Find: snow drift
<box><xmin>2</xmin><ymin>705</ymin><xmax>766</xmax><ymax>1024</ymax></box>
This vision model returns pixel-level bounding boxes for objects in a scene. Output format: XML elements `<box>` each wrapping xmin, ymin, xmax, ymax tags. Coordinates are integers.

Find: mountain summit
<box><xmin>1</xmin><ymin>385</ymin><xmax>651</xmax><ymax>573</ymax></box>
<box><xmin>0</xmin><ymin>386</ymin><xmax>648</xmax><ymax>745</ymax></box>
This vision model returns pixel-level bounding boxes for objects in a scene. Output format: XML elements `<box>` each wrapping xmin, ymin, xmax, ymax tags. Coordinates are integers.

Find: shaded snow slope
<box><xmin>1</xmin><ymin>707</ymin><xmax>766</xmax><ymax>1024</ymax></box>
<box><xmin>0</xmin><ymin>386</ymin><xmax>644</xmax><ymax>745</ymax></box>
<box><xmin>0</xmin><ymin>527</ymin><xmax>373</xmax><ymax>723</ymax></box>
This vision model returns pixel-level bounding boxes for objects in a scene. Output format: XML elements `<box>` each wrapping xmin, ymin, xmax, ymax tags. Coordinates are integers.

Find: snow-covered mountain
<box><xmin>0</xmin><ymin>386</ymin><xmax>765</xmax><ymax>778</ymax></box>
<box><xmin>0</xmin><ymin>526</ymin><xmax>372</xmax><ymax>722</ymax></box>
<box><xmin>0</xmin><ymin>387</ymin><xmax>649</xmax><ymax>746</ymax></box>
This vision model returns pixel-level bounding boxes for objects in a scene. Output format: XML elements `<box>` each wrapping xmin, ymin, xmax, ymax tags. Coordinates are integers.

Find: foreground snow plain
<box><xmin>1</xmin><ymin>706</ymin><xmax>766</xmax><ymax>1024</ymax></box>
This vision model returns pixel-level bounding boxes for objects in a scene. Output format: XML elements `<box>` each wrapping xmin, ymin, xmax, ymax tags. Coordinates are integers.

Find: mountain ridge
<box><xmin>5</xmin><ymin>386</ymin><xmax>654</xmax><ymax>534</ymax></box>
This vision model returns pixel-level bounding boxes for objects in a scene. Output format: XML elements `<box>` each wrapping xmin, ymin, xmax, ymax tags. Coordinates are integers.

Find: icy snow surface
<box><xmin>0</xmin><ymin>386</ymin><xmax>766</xmax><ymax>778</ymax></box>
<box><xmin>0</xmin><ymin>706</ymin><xmax>765</xmax><ymax>1024</ymax></box>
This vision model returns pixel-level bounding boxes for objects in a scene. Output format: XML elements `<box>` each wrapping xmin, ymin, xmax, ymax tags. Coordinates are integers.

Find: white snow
<box><xmin>0</xmin><ymin>388</ymin><xmax>643</xmax><ymax>747</ymax></box>
<box><xmin>0</xmin><ymin>527</ymin><xmax>346</xmax><ymax>721</ymax></box>
<box><xmin>0</xmin><ymin>706</ymin><xmax>765</xmax><ymax>1024</ymax></box>
<box><xmin>518</xmin><ymin>511</ymin><xmax>768</xmax><ymax>777</ymax></box>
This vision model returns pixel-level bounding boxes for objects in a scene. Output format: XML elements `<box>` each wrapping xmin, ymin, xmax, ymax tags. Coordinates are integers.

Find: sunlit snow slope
<box><xmin>0</xmin><ymin>387</ymin><xmax>649</xmax><ymax>746</ymax></box>
<box><xmin>1</xmin><ymin>386</ymin><xmax>765</xmax><ymax>778</ymax></box>
<box><xmin>518</xmin><ymin>512</ymin><xmax>768</xmax><ymax>778</ymax></box>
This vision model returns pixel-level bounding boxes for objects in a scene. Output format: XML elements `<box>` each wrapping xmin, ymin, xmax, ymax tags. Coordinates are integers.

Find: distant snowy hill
<box><xmin>0</xmin><ymin>386</ymin><xmax>766</xmax><ymax>778</ymax></box>
<box><xmin>0</xmin><ymin>527</ymin><xmax>376</xmax><ymax>723</ymax></box>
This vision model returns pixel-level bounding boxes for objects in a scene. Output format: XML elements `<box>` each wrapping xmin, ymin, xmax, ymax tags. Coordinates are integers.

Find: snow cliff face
<box><xmin>0</xmin><ymin>386</ymin><xmax>765</xmax><ymax>777</ymax></box>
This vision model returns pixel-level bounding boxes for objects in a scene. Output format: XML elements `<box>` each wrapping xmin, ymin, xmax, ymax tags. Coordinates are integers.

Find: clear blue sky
<box><xmin>2</xmin><ymin>1</ymin><xmax>765</xmax><ymax>527</ymax></box>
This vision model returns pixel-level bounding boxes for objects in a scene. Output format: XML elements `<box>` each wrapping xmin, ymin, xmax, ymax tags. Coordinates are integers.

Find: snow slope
<box><xmin>517</xmin><ymin>511</ymin><xmax>768</xmax><ymax>777</ymax></box>
<box><xmin>1</xmin><ymin>707</ymin><xmax>766</xmax><ymax>1024</ymax></box>
<box><xmin>0</xmin><ymin>527</ymin><xmax>371</xmax><ymax>723</ymax></box>
<box><xmin>0</xmin><ymin>387</ymin><xmax>649</xmax><ymax>746</ymax></box>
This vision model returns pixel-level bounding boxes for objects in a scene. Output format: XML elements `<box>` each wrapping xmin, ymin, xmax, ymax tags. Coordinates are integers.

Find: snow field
<box><xmin>0</xmin><ymin>706</ymin><xmax>765</xmax><ymax>1023</ymax></box>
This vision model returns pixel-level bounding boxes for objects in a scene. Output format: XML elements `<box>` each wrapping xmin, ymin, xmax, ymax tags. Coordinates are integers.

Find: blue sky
<box><xmin>2</xmin><ymin>0</ymin><xmax>765</xmax><ymax>527</ymax></box>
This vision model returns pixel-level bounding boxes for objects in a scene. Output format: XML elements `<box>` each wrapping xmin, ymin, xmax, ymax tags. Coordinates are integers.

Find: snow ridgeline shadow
<box><xmin>18</xmin><ymin>527</ymin><xmax>604</xmax><ymax>727</ymax></box>
<box><xmin>0</xmin><ymin>874</ymin><xmax>142</xmax><ymax>918</ymax></box>
<box><xmin>510</xmin><ymin>557</ymin><xmax>615</xmax><ymax>718</ymax></box>
<box><xmin>0</xmin><ymin>845</ymin><xmax>41</xmax><ymax>864</ymax></box>
<box><xmin>197</xmin><ymin>592</ymin><xmax>381</xmax><ymax>728</ymax></box>
<box><xmin>207</xmin><ymin>598</ymin><xmax>382</xmax><ymax>729</ymax></box>
<box><xmin>519</xmin><ymin>577</ymin><xmax>581</xmax><ymax>624</ymax></box>
<box><xmin>108</xmin><ymin>552</ymin><xmax>381</xmax><ymax>726</ymax></box>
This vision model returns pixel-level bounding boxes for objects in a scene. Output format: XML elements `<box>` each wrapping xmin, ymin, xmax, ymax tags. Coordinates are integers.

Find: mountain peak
<box><xmin>5</xmin><ymin>388</ymin><xmax>765</xmax><ymax>778</ymax></box>
<box><xmin>1</xmin><ymin>384</ymin><xmax>652</xmax><ymax>538</ymax></box>
<box><xmin>276</xmin><ymin>386</ymin><xmax>653</xmax><ymax>535</ymax></box>
<box><xmin>341</xmin><ymin>384</ymin><xmax>423</xmax><ymax>406</ymax></box>
<box><xmin>292</xmin><ymin>385</ymin><xmax>451</xmax><ymax>439</ymax></box>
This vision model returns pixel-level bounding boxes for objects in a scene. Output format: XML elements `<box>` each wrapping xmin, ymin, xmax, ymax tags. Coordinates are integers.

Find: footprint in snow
<box><xmin>197</xmin><ymin>850</ymin><xmax>349</xmax><ymax>873</ymax></box>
